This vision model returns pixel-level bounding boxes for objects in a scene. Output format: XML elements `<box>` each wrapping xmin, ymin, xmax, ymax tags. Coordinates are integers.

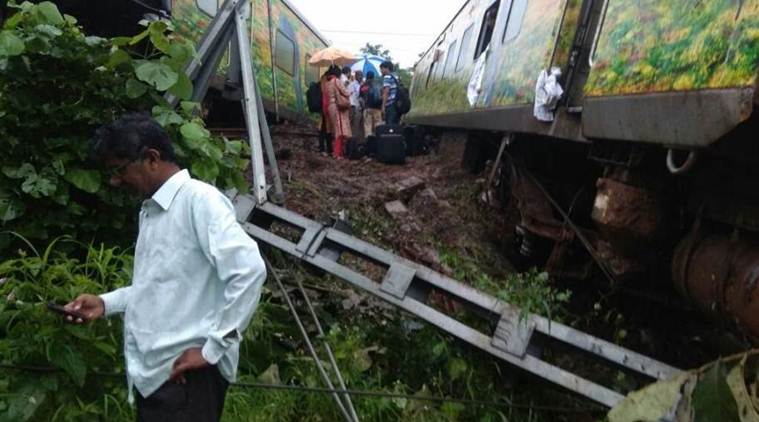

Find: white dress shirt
<box><xmin>349</xmin><ymin>80</ymin><xmax>361</xmax><ymax>108</ymax></box>
<box><xmin>100</xmin><ymin>170</ymin><xmax>266</xmax><ymax>401</ymax></box>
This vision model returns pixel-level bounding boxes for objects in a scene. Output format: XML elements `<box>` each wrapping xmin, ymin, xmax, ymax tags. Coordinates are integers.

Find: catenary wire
<box><xmin>0</xmin><ymin>364</ymin><xmax>605</xmax><ymax>414</ymax></box>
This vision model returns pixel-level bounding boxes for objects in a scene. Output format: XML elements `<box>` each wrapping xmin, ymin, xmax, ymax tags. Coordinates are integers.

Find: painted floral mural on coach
<box><xmin>585</xmin><ymin>0</ymin><xmax>759</xmax><ymax>96</ymax></box>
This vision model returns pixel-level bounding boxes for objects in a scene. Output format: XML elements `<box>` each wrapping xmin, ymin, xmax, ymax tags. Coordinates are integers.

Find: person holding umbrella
<box><xmin>323</xmin><ymin>64</ymin><xmax>352</xmax><ymax>159</ymax></box>
<box><xmin>308</xmin><ymin>47</ymin><xmax>356</xmax><ymax>159</ymax></box>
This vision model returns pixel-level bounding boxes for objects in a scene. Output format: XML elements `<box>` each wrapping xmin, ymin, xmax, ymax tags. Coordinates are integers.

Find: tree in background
<box><xmin>359</xmin><ymin>42</ymin><xmax>413</xmax><ymax>85</ymax></box>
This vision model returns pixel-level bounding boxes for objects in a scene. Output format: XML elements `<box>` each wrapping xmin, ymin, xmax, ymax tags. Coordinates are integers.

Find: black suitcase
<box><xmin>375</xmin><ymin>124</ymin><xmax>406</xmax><ymax>164</ymax></box>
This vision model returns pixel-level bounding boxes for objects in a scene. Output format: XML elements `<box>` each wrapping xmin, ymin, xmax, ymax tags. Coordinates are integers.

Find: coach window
<box><xmin>305</xmin><ymin>54</ymin><xmax>319</xmax><ymax>84</ymax></box>
<box><xmin>425</xmin><ymin>61</ymin><xmax>436</xmax><ymax>88</ymax></box>
<box><xmin>503</xmin><ymin>0</ymin><xmax>528</xmax><ymax>42</ymax></box>
<box><xmin>442</xmin><ymin>40</ymin><xmax>458</xmax><ymax>76</ymax></box>
<box><xmin>456</xmin><ymin>25</ymin><xmax>474</xmax><ymax>71</ymax></box>
<box><xmin>275</xmin><ymin>30</ymin><xmax>296</xmax><ymax>75</ymax></box>
<box><xmin>474</xmin><ymin>1</ymin><xmax>500</xmax><ymax>59</ymax></box>
<box><xmin>197</xmin><ymin>0</ymin><xmax>218</xmax><ymax>16</ymax></box>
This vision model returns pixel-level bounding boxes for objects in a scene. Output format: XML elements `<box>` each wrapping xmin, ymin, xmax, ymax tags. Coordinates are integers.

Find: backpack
<box><xmin>366</xmin><ymin>81</ymin><xmax>383</xmax><ymax>109</ymax></box>
<box><xmin>391</xmin><ymin>75</ymin><xmax>411</xmax><ymax>115</ymax></box>
<box><xmin>306</xmin><ymin>82</ymin><xmax>322</xmax><ymax>113</ymax></box>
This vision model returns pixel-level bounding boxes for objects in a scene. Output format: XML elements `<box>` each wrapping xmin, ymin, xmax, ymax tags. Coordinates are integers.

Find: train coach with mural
<box><xmin>409</xmin><ymin>0</ymin><xmax>759</xmax><ymax>339</ymax></box>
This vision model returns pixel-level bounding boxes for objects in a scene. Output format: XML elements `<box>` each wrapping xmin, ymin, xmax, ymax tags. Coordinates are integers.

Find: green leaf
<box><xmin>36</xmin><ymin>2</ymin><xmax>65</xmax><ymax>26</ymax></box>
<box><xmin>257</xmin><ymin>364</ymin><xmax>281</xmax><ymax>385</ymax></box>
<box><xmin>225</xmin><ymin>140</ymin><xmax>243</xmax><ymax>155</ymax></box>
<box><xmin>111</xmin><ymin>36</ymin><xmax>132</xmax><ymax>47</ymax></box>
<box><xmin>2</xmin><ymin>163</ymin><xmax>36</xmax><ymax>179</ymax></box>
<box><xmin>0</xmin><ymin>197</ymin><xmax>25</xmax><ymax>222</ymax></box>
<box><xmin>51</xmin><ymin>159</ymin><xmax>65</xmax><ymax>176</ymax></box>
<box><xmin>21</xmin><ymin>175</ymin><xmax>56</xmax><ymax>198</ymax></box>
<box><xmin>51</xmin><ymin>345</ymin><xmax>87</xmax><ymax>387</ymax></box>
<box><xmin>609</xmin><ymin>371</ymin><xmax>693</xmax><ymax>422</ymax></box>
<box><xmin>180</xmin><ymin>101</ymin><xmax>200</xmax><ymax>115</ymax></box>
<box><xmin>191</xmin><ymin>160</ymin><xmax>219</xmax><ymax>182</ymax></box>
<box><xmin>125</xmin><ymin>78</ymin><xmax>148</xmax><ymax>99</ymax></box>
<box><xmin>4</xmin><ymin>11</ymin><xmax>24</xmax><ymax>29</ymax></box>
<box><xmin>128</xmin><ymin>28</ymin><xmax>149</xmax><ymax>45</ymax></box>
<box><xmin>134</xmin><ymin>60</ymin><xmax>178</xmax><ymax>91</ymax></box>
<box><xmin>168</xmin><ymin>72</ymin><xmax>193</xmax><ymax>101</ymax></box>
<box><xmin>447</xmin><ymin>357</ymin><xmax>468</xmax><ymax>381</ymax></box>
<box><xmin>153</xmin><ymin>107</ymin><xmax>185</xmax><ymax>126</ymax></box>
<box><xmin>353</xmin><ymin>346</ymin><xmax>377</xmax><ymax>372</ymax></box>
<box><xmin>168</xmin><ymin>43</ymin><xmax>193</xmax><ymax>64</ymax></box>
<box><xmin>34</xmin><ymin>24</ymin><xmax>62</xmax><ymax>38</ymax></box>
<box><xmin>107</xmin><ymin>49</ymin><xmax>130</xmax><ymax>68</ymax></box>
<box><xmin>149</xmin><ymin>22</ymin><xmax>170</xmax><ymax>54</ymax></box>
<box><xmin>726</xmin><ymin>357</ymin><xmax>759</xmax><ymax>422</ymax></box>
<box><xmin>692</xmin><ymin>361</ymin><xmax>740</xmax><ymax>422</ymax></box>
<box><xmin>84</xmin><ymin>36</ymin><xmax>105</xmax><ymax>46</ymax></box>
<box><xmin>180</xmin><ymin>121</ymin><xmax>210</xmax><ymax>142</ymax></box>
<box><xmin>0</xmin><ymin>31</ymin><xmax>25</xmax><ymax>57</ymax></box>
<box><xmin>63</xmin><ymin>169</ymin><xmax>101</xmax><ymax>194</ymax></box>
<box><xmin>2</xmin><ymin>381</ymin><xmax>46</xmax><ymax>421</ymax></box>
<box><xmin>201</xmin><ymin>143</ymin><xmax>223</xmax><ymax>161</ymax></box>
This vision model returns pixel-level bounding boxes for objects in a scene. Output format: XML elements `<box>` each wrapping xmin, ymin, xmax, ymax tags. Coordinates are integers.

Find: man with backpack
<box><xmin>361</xmin><ymin>71</ymin><xmax>383</xmax><ymax>137</ymax></box>
<box><xmin>380</xmin><ymin>61</ymin><xmax>411</xmax><ymax>125</ymax></box>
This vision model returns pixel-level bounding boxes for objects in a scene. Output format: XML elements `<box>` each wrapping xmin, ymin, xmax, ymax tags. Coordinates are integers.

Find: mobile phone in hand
<box><xmin>47</xmin><ymin>302</ymin><xmax>87</xmax><ymax>320</ymax></box>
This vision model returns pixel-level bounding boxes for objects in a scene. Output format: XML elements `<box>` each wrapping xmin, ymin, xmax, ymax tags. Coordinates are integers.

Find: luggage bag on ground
<box><xmin>375</xmin><ymin>124</ymin><xmax>406</xmax><ymax>164</ymax></box>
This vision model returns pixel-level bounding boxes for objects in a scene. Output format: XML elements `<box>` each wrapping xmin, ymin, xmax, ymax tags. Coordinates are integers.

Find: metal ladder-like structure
<box><xmin>184</xmin><ymin>0</ymin><xmax>681</xmax><ymax>410</ymax></box>
<box><xmin>234</xmin><ymin>197</ymin><xmax>679</xmax><ymax>408</ymax></box>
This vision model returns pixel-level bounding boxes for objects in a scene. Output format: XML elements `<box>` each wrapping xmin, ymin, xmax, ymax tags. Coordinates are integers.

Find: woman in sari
<box><xmin>324</xmin><ymin>64</ymin><xmax>352</xmax><ymax>159</ymax></box>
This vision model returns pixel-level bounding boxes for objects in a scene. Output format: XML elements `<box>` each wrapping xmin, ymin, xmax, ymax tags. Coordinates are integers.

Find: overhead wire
<box><xmin>0</xmin><ymin>364</ymin><xmax>606</xmax><ymax>414</ymax></box>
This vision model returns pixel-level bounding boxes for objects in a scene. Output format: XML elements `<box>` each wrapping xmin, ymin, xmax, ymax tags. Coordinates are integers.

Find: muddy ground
<box><xmin>269</xmin><ymin>123</ymin><xmax>514</xmax><ymax>281</ymax></box>
<box><xmin>250</xmin><ymin>120</ymin><xmax>741</xmax><ymax>391</ymax></box>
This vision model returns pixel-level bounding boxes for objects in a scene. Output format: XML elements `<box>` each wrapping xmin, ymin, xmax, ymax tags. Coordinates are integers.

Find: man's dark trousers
<box><xmin>136</xmin><ymin>366</ymin><xmax>228</xmax><ymax>422</ymax></box>
<box><xmin>385</xmin><ymin>103</ymin><xmax>400</xmax><ymax>125</ymax></box>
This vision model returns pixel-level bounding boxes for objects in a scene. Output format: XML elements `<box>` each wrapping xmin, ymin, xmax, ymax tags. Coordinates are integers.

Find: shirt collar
<box><xmin>150</xmin><ymin>169</ymin><xmax>191</xmax><ymax>211</ymax></box>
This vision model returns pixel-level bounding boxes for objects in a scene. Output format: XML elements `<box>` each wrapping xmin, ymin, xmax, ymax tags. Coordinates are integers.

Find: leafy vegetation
<box><xmin>0</xmin><ymin>1</ymin><xmax>249</xmax><ymax>248</ymax></box>
<box><xmin>1</xmin><ymin>239</ymin><xmax>584</xmax><ymax>421</ymax></box>
<box><xmin>0</xmin><ymin>239</ymin><xmax>133</xmax><ymax>421</ymax></box>
<box><xmin>609</xmin><ymin>350</ymin><xmax>759</xmax><ymax>422</ymax></box>
<box><xmin>439</xmin><ymin>248</ymin><xmax>571</xmax><ymax>322</ymax></box>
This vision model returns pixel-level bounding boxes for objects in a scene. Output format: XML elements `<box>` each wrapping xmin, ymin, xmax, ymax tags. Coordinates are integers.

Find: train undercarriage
<box><xmin>449</xmin><ymin>112</ymin><xmax>759</xmax><ymax>343</ymax></box>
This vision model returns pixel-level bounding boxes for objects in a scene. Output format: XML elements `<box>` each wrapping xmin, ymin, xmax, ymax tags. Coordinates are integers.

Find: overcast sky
<box><xmin>286</xmin><ymin>0</ymin><xmax>465</xmax><ymax>69</ymax></box>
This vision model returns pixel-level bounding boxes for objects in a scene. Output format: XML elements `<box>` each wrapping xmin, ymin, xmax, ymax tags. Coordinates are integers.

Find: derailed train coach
<box><xmin>408</xmin><ymin>0</ymin><xmax>759</xmax><ymax>338</ymax></box>
<box><xmin>4</xmin><ymin>0</ymin><xmax>330</xmax><ymax>123</ymax></box>
<box><xmin>171</xmin><ymin>0</ymin><xmax>329</xmax><ymax>123</ymax></box>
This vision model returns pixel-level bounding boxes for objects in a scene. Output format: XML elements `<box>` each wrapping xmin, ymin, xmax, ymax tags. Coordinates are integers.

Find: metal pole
<box><xmin>253</xmin><ymin>76</ymin><xmax>286</xmax><ymax>204</ymax></box>
<box><xmin>264</xmin><ymin>258</ymin><xmax>355</xmax><ymax>422</ymax></box>
<box><xmin>292</xmin><ymin>274</ymin><xmax>360</xmax><ymax>421</ymax></box>
<box><xmin>235</xmin><ymin>1</ymin><xmax>268</xmax><ymax>205</ymax></box>
<box><xmin>266</xmin><ymin>0</ymin><xmax>280</xmax><ymax>120</ymax></box>
<box><xmin>484</xmin><ymin>134</ymin><xmax>510</xmax><ymax>204</ymax></box>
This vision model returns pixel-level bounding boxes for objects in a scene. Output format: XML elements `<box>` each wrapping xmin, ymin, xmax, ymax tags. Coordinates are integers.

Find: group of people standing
<box><xmin>318</xmin><ymin>60</ymin><xmax>401</xmax><ymax>159</ymax></box>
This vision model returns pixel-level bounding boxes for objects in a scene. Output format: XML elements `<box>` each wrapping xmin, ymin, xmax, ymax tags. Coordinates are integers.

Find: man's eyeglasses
<box><xmin>104</xmin><ymin>148</ymin><xmax>148</xmax><ymax>178</ymax></box>
<box><xmin>105</xmin><ymin>158</ymin><xmax>139</xmax><ymax>178</ymax></box>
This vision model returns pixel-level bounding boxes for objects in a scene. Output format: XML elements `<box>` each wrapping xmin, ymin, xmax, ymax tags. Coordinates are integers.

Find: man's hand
<box><xmin>64</xmin><ymin>294</ymin><xmax>104</xmax><ymax>324</ymax></box>
<box><xmin>170</xmin><ymin>348</ymin><xmax>209</xmax><ymax>384</ymax></box>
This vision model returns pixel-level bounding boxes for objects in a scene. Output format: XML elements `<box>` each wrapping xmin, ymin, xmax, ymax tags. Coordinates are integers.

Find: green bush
<box><xmin>0</xmin><ymin>1</ymin><xmax>249</xmax><ymax>249</ymax></box>
<box><xmin>0</xmin><ymin>239</ymin><xmax>134</xmax><ymax>420</ymax></box>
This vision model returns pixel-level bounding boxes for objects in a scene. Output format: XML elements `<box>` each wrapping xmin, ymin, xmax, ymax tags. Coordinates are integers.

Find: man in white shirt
<box><xmin>349</xmin><ymin>70</ymin><xmax>364</xmax><ymax>142</ymax></box>
<box><xmin>65</xmin><ymin>113</ymin><xmax>267</xmax><ymax>422</ymax></box>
